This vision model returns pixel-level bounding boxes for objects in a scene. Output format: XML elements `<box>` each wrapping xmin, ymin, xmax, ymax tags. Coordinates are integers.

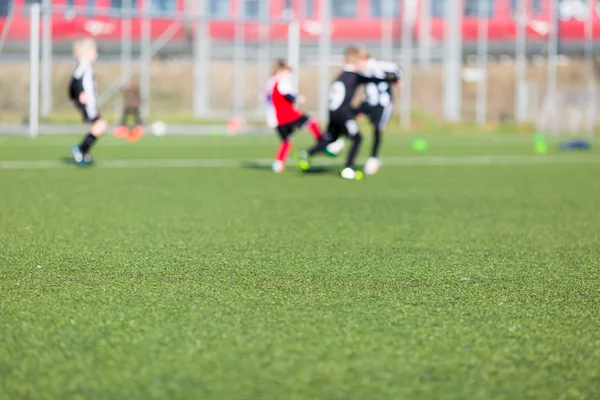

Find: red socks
<box><xmin>275</xmin><ymin>120</ymin><xmax>320</xmax><ymax>163</ymax></box>
<box><xmin>307</xmin><ymin>119</ymin><xmax>322</xmax><ymax>141</ymax></box>
<box><xmin>276</xmin><ymin>140</ymin><xmax>292</xmax><ymax>162</ymax></box>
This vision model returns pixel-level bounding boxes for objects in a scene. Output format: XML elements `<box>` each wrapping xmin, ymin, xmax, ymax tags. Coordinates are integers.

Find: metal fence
<box><xmin>0</xmin><ymin>0</ymin><xmax>598</xmax><ymax>136</ymax></box>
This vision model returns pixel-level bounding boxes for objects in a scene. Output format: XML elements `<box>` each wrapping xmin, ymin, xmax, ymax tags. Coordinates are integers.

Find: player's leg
<box><xmin>296</xmin><ymin>122</ymin><xmax>339</xmax><ymax>171</ymax></box>
<box><xmin>114</xmin><ymin>108</ymin><xmax>130</xmax><ymax>138</ymax></box>
<box><xmin>72</xmin><ymin>105</ymin><xmax>106</xmax><ymax>165</ymax></box>
<box><xmin>324</xmin><ymin>104</ymin><xmax>366</xmax><ymax>157</ymax></box>
<box><xmin>79</xmin><ymin>117</ymin><xmax>107</xmax><ymax>164</ymax></box>
<box><xmin>134</xmin><ymin>108</ymin><xmax>143</xmax><ymax>126</ymax></box>
<box><xmin>273</xmin><ymin>124</ymin><xmax>293</xmax><ymax>173</ymax></box>
<box><xmin>297</xmin><ymin>114</ymin><xmax>322</xmax><ymax>141</ymax></box>
<box><xmin>372</xmin><ymin>104</ymin><xmax>392</xmax><ymax>158</ymax></box>
<box><xmin>365</xmin><ymin>104</ymin><xmax>392</xmax><ymax>175</ymax></box>
<box><xmin>340</xmin><ymin>119</ymin><xmax>363</xmax><ymax>180</ymax></box>
<box><xmin>128</xmin><ymin>109</ymin><xmax>145</xmax><ymax>142</ymax></box>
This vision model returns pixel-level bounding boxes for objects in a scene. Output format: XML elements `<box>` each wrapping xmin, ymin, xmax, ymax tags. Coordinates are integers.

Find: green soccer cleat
<box><xmin>295</xmin><ymin>150</ymin><xmax>311</xmax><ymax>171</ymax></box>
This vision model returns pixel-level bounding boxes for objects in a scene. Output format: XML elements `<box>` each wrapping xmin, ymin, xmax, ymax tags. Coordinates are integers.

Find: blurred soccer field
<box><xmin>1</xmin><ymin>134</ymin><xmax>599</xmax><ymax>399</ymax></box>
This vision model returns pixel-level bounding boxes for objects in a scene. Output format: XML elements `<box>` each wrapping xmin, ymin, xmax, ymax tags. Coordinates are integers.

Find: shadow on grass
<box><xmin>61</xmin><ymin>156</ymin><xmax>78</xmax><ymax>166</ymax></box>
<box><xmin>301</xmin><ymin>166</ymin><xmax>339</xmax><ymax>175</ymax></box>
<box><xmin>241</xmin><ymin>161</ymin><xmax>339</xmax><ymax>175</ymax></box>
<box><xmin>60</xmin><ymin>157</ymin><xmax>95</xmax><ymax>167</ymax></box>
<box><xmin>241</xmin><ymin>161</ymin><xmax>272</xmax><ymax>172</ymax></box>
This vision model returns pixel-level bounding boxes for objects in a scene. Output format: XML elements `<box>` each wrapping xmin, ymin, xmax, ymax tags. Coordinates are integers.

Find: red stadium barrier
<box><xmin>1</xmin><ymin>0</ymin><xmax>599</xmax><ymax>43</ymax></box>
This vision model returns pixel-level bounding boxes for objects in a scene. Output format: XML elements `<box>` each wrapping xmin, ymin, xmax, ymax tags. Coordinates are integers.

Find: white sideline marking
<box><xmin>1</xmin><ymin>155</ymin><xmax>600</xmax><ymax>171</ymax></box>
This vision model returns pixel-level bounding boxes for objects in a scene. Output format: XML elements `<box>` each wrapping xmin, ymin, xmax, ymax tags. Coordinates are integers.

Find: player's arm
<box><xmin>277</xmin><ymin>78</ymin><xmax>299</xmax><ymax>103</ymax></box>
<box><xmin>356</xmin><ymin>73</ymin><xmax>390</xmax><ymax>85</ymax></box>
<box><xmin>377</xmin><ymin>60</ymin><xmax>401</xmax><ymax>75</ymax></box>
<box><xmin>378</xmin><ymin>60</ymin><xmax>403</xmax><ymax>85</ymax></box>
<box><xmin>358</xmin><ymin>61</ymin><xmax>402</xmax><ymax>84</ymax></box>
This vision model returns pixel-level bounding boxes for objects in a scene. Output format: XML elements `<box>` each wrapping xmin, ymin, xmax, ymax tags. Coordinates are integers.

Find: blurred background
<box><xmin>0</xmin><ymin>0</ymin><xmax>598</xmax><ymax>136</ymax></box>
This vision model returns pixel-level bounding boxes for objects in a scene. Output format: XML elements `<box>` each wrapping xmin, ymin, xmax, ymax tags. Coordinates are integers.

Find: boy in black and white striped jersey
<box><xmin>297</xmin><ymin>47</ymin><xmax>398</xmax><ymax>180</ymax></box>
<box><xmin>69</xmin><ymin>38</ymin><xmax>107</xmax><ymax>166</ymax></box>
<box><xmin>325</xmin><ymin>57</ymin><xmax>401</xmax><ymax>175</ymax></box>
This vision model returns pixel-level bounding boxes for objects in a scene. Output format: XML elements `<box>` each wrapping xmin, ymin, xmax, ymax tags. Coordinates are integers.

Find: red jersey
<box><xmin>264</xmin><ymin>76</ymin><xmax>303</xmax><ymax>127</ymax></box>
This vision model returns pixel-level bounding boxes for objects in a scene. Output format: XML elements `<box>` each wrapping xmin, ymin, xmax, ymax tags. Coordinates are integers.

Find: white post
<box><xmin>140</xmin><ymin>0</ymin><xmax>151</xmax><ymax>119</ymax></box>
<box><xmin>193</xmin><ymin>0</ymin><xmax>209</xmax><ymax>117</ymax></box>
<box><xmin>400</xmin><ymin>0</ymin><xmax>412</xmax><ymax>128</ymax></box>
<box><xmin>41</xmin><ymin>0</ymin><xmax>52</xmax><ymax>120</ymax></box>
<box><xmin>515</xmin><ymin>0</ymin><xmax>526</xmax><ymax>123</ymax></box>
<box><xmin>476</xmin><ymin>0</ymin><xmax>489</xmax><ymax>126</ymax></box>
<box><xmin>288</xmin><ymin>17</ymin><xmax>300</xmax><ymax>90</ymax></box>
<box><xmin>318</xmin><ymin>0</ymin><xmax>331</xmax><ymax>122</ymax></box>
<box><xmin>121</xmin><ymin>0</ymin><xmax>133</xmax><ymax>85</ymax></box>
<box><xmin>233</xmin><ymin>0</ymin><xmax>245</xmax><ymax>117</ymax></box>
<box><xmin>381</xmin><ymin>0</ymin><xmax>393</xmax><ymax>60</ymax></box>
<box><xmin>444</xmin><ymin>0</ymin><xmax>462</xmax><ymax>122</ymax></box>
<box><xmin>547</xmin><ymin>0</ymin><xmax>558</xmax><ymax>104</ymax></box>
<box><xmin>258</xmin><ymin>0</ymin><xmax>271</xmax><ymax>114</ymax></box>
<box><xmin>585</xmin><ymin>0</ymin><xmax>596</xmax><ymax>135</ymax></box>
<box><xmin>29</xmin><ymin>3</ymin><xmax>40</xmax><ymax>138</ymax></box>
<box><xmin>418</xmin><ymin>0</ymin><xmax>431</xmax><ymax>69</ymax></box>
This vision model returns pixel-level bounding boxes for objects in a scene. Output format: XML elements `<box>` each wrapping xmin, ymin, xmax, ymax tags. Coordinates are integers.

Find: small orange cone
<box><xmin>226</xmin><ymin>117</ymin><xmax>245</xmax><ymax>135</ymax></box>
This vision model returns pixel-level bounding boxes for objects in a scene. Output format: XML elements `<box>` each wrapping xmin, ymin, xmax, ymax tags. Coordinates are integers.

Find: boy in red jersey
<box><xmin>264</xmin><ymin>59</ymin><xmax>322</xmax><ymax>173</ymax></box>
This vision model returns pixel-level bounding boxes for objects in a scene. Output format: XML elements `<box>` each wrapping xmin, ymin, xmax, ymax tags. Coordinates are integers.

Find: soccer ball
<box><xmin>150</xmin><ymin>120</ymin><xmax>167</xmax><ymax>136</ymax></box>
<box><xmin>364</xmin><ymin>157</ymin><xmax>381</xmax><ymax>175</ymax></box>
<box><xmin>324</xmin><ymin>138</ymin><xmax>345</xmax><ymax>157</ymax></box>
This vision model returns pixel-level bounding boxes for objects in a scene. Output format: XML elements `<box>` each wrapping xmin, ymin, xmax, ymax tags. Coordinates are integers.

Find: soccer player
<box><xmin>297</xmin><ymin>47</ymin><xmax>397</xmax><ymax>180</ymax></box>
<box><xmin>69</xmin><ymin>38</ymin><xmax>107</xmax><ymax>166</ymax></box>
<box><xmin>325</xmin><ymin>56</ymin><xmax>401</xmax><ymax>175</ymax></box>
<box><xmin>113</xmin><ymin>78</ymin><xmax>144</xmax><ymax>142</ymax></box>
<box><xmin>264</xmin><ymin>59</ymin><xmax>323</xmax><ymax>173</ymax></box>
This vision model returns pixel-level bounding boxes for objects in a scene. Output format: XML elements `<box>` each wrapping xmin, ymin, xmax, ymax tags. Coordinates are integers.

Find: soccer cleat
<box><xmin>295</xmin><ymin>150</ymin><xmax>311</xmax><ymax>171</ymax></box>
<box><xmin>272</xmin><ymin>160</ymin><xmax>284</xmax><ymax>173</ymax></box>
<box><xmin>113</xmin><ymin>125</ymin><xmax>129</xmax><ymax>139</ymax></box>
<box><xmin>364</xmin><ymin>157</ymin><xmax>381</xmax><ymax>175</ymax></box>
<box><xmin>324</xmin><ymin>138</ymin><xmax>345</xmax><ymax>157</ymax></box>
<box><xmin>71</xmin><ymin>145</ymin><xmax>85</xmax><ymax>166</ymax></box>
<box><xmin>83</xmin><ymin>153</ymin><xmax>94</xmax><ymax>166</ymax></box>
<box><xmin>127</xmin><ymin>125</ymin><xmax>144</xmax><ymax>142</ymax></box>
<box><xmin>341</xmin><ymin>167</ymin><xmax>363</xmax><ymax>181</ymax></box>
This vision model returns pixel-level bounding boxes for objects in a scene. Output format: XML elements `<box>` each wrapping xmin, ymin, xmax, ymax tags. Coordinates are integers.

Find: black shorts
<box><xmin>353</xmin><ymin>102</ymin><xmax>394</xmax><ymax>130</ymax></box>
<box><xmin>73</xmin><ymin>101</ymin><xmax>101</xmax><ymax>123</ymax></box>
<box><xmin>326</xmin><ymin>111</ymin><xmax>360</xmax><ymax>142</ymax></box>
<box><xmin>276</xmin><ymin>115</ymin><xmax>309</xmax><ymax>140</ymax></box>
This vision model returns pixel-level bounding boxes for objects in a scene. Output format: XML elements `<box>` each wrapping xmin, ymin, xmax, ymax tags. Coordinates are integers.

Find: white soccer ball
<box><xmin>150</xmin><ymin>120</ymin><xmax>167</xmax><ymax>136</ymax></box>
<box><xmin>364</xmin><ymin>157</ymin><xmax>381</xmax><ymax>175</ymax></box>
<box><xmin>325</xmin><ymin>138</ymin><xmax>345</xmax><ymax>157</ymax></box>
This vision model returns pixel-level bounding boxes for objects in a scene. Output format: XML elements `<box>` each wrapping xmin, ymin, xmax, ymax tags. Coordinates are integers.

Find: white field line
<box><xmin>1</xmin><ymin>135</ymin><xmax>593</xmax><ymax>147</ymax></box>
<box><xmin>2</xmin><ymin>155</ymin><xmax>600</xmax><ymax>170</ymax></box>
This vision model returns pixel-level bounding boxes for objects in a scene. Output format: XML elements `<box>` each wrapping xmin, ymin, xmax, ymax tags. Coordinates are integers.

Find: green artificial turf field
<box><xmin>1</xmin><ymin>134</ymin><xmax>599</xmax><ymax>399</ymax></box>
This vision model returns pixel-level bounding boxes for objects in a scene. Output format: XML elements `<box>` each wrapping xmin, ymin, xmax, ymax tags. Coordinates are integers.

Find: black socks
<box><xmin>372</xmin><ymin>128</ymin><xmax>381</xmax><ymax>158</ymax></box>
<box><xmin>345</xmin><ymin>133</ymin><xmax>362</xmax><ymax>168</ymax></box>
<box><xmin>79</xmin><ymin>133</ymin><xmax>97</xmax><ymax>154</ymax></box>
<box><xmin>309</xmin><ymin>138</ymin><xmax>331</xmax><ymax>156</ymax></box>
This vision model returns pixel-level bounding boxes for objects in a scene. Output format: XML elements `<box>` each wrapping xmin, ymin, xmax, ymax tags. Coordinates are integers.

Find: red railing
<box><xmin>1</xmin><ymin>0</ymin><xmax>599</xmax><ymax>42</ymax></box>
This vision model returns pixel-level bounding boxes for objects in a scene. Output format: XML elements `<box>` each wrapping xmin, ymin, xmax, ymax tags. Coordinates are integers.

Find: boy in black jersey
<box><xmin>325</xmin><ymin>57</ymin><xmax>401</xmax><ymax>175</ymax></box>
<box><xmin>296</xmin><ymin>47</ymin><xmax>397</xmax><ymax>180</ymax></box>
<box><xmin>69</xmin><ymin>38</ymin><xmax>107</xmax><ymax>166</ymax></box>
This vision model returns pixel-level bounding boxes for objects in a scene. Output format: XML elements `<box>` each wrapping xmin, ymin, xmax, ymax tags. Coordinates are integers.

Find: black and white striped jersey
<box><xmin>362</xmin><ymin>58</ymin><xmax>401</xmax><ymax>108</ymax></box>
<box><xmin>69</xmin><ymin>62</ymin><xmax>99</xmax><ymax>121</ymax></box>
<box><xmin>328</xmin><ymin>65</ymin><xmax>399</xmax><ymax>120</ymax></box>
